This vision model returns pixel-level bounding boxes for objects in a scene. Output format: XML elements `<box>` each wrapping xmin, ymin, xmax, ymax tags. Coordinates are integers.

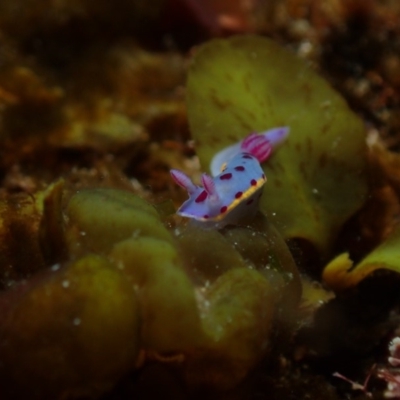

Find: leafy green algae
<box><xmin>65</xmin><ymin>187</ymin><xmax>173</xmax><ymax>257</ymax></box>
<box><xmin>185</xmin><ymin>268</ymin><xmax>275</xmax><ymax>390</ymax></box>
<box><xmin>186</xmin><ymin>35</ymin><xmax>368</xmax><ymax>254</ymax></box>
<box><xmin>109</xmin><ymin>237</ymin><xmax>204</xmax><ymax>353</ymax></box>
<box><xmin>323</xmin><ymin>224</ymin><xmax>400</xmax><ymax>290</ymax></box>
<box><xmin>0</xmin><ymin>185</ymin><xmax>302</xmax><ymax>396</ymax></box>
<box><xmin>173</xmin><ymin>215</ymin><xmax>301</xmax><ymax>388</ymax></box>
<box><xmin>176</xmin><ymin>214</ymin><xmax>301</xmax><ymax>321</ymax></box>
<box><xmin>221</xmin><ymin>214</ymin><xmax>302</xmax><ymax>318</ymax></box>
<box><xmin>0</xmin><ymin>254</ymin><xmax>140</xmax><ymax>399</ymax></box>
<box><xmin>63</xmin><ymin>188</ymin><xmax>301</xmax><ymax>389</ymax></box>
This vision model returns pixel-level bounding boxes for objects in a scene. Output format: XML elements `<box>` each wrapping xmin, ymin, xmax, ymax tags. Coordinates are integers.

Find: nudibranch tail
<box><xmin>260</xmin><ymin>126</ymin><xmax>290</xmax><ymax>148</ymax></box>
<box><xmin>170</xmin><ymin>169</ymin><xmax>198</xmax><ymax>194</ymax></box>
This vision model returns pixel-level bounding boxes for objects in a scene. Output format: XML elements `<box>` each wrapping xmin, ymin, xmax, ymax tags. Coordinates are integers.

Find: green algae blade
<box><xmin>109</xmin><ymin>236</ymin><xmax>204</xmax><ymax>353</ymax></box>
<box><xmin>323</xmin><ymin>225</ymin><xmax>400</xmax><ymax>290</ymax></box>
<box><xmin>65</xmin><ymin>188</ymin><xmax>173</xmax><ymax>257</ymax></box>
<box><xmin>0</xmin><ymin>255</ymin><xmax>140</xmax><ymax>399</ymax></box>
<box><xmin>186</xmin><ymin>35</ymin><xmax>367</xmax><ymax>253</ymax></box>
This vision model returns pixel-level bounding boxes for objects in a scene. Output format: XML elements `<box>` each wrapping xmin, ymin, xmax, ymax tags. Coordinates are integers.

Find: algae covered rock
<box><xmin>0</xmin><ymin>192</ymin><xmax>45</xmax><ymax>286</ymax></box>
<box><xmin>186</xmin><ymin>35</ymin><xmax>368</xmax><ymax>254</ymax></box>
<box><xmin>0</xmin><ymin>179</ymin><xmax>80</xmax><ymax>287</ymax></box>
<box><xmin>0</xmin><ymin>254</ymin><xmax>140</xmax><ymax>400</ymax></box>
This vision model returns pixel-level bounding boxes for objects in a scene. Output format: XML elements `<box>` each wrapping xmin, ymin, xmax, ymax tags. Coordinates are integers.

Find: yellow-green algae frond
<box><xmin>323</xmin><ymin>224</ymin><xmax>400</xmax><ymax>290</ymax></box>
<box><xmin>186</xmin><ymin>35</ymin><xmax>368</xmax><ymax>254</ymax></box>
<box><xmin>0</xmin><ymin>186</ymin><xmax>301</xmax><ymax>398</ymax></box>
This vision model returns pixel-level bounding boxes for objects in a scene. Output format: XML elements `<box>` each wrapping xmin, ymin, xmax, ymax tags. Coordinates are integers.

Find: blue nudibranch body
<box><xmin>170</xmin><ymin>127</ymin><xmax>289</xmax><ymax>226</ymax></box>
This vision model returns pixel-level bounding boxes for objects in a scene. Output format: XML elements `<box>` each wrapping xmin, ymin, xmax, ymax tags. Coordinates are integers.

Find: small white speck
<box><xmin>215</xmin><ymin>325</ymin><xmax>223</xmax><ymax>335</ymax></box>
<box><xmin>51</xmin><ymin>263</ymin><xmax>60</xmax><ymax>271</ymax></box>
<box><xmin>298</xmin><ymin>41</ymin><xmax>313</xmax><ymax>57</ymax></box>
<box><xmin>62</xmin><ymin>280</ymin><xmax>70</xmax><ymax>288</ymax></box>
<box><xmin>331</xmin><ymin>137</ymin><xmax>342</xmax><ymax>149</ymax></box>
<box><xmin>320</xmin><ymin>100</ymin><xmax>332</xmax><ymax>108</ymax></box>
<box><xmin>73</xmin><ymin>317</ymin><xmax>81</xmax><ymax>326</ymax></box>
<box><xmin>132</xmin><ymin>229</ymin><xmax>141</xmax><ymax>239</ymax></box>
<box><xmin>272</xmin><ymin>212</ymin><xmax>276</xmax><ymax>216</ymax></box>
<box><xmin>133</xmin><ymin>284</ymin><xmax>140</xmax><ymax>292</ymax></box>
<box><xmin>312</xmin><ymin>188</ymin><xmax>319</xmax><ymax>194</ymax></box>
<box><xmin>80</xmin><ymin>231</ymin><xmax>87</xmax><ymax>236</ymax></box>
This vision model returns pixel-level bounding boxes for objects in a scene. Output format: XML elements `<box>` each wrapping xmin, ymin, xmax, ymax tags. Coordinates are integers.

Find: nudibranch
<box><xmin>171</xmin><ymin>127</ymin><xmax>289</xmax><ymax>226</ymax></box>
